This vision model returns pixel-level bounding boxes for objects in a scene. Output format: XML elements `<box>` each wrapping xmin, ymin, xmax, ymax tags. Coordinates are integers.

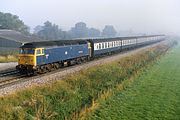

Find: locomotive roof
<box><xmin>21</xmin><ymin>40</ymin><xmax>88</xmax><ymax>48</ymax></box>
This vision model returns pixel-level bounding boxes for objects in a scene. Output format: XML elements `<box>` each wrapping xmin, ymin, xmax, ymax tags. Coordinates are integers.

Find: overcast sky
<box><xmin>1</xmin><ymin>0</ymin><xmax>180</xmax><ymax>35</ymax></box>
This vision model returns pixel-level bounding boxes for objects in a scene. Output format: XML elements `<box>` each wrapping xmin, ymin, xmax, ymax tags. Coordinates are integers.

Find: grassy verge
<box><xmin>0</xmin><ymin>48</ymin><xmax>18</xmax><ymax>62</ymax></box>
<box><xmin>85</xmin><ymin>43</ymin><xmax>180</xmax><ymax>120</ymax></box>
<box><xmin>0</xmin><ymin>55</ymin><xmax>17</xmax><ymax>63</ymax></box>
<box><xmin>0</xmin><ymin>41</ymin><xmax>176</xmax><ymax>120</ymax></box>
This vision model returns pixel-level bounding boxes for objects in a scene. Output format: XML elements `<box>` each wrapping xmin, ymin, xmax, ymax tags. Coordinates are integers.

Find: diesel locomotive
<box><xmin>16</xmin><ymin>35</ymin><xmax>165</xmax><ymax>75</ymax></box>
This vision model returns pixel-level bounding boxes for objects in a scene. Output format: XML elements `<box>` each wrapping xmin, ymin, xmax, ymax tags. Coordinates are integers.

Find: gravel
<box><xmin>0</xmin><ymin>42</ymin><xmax>165</xmax><ymax>97</ymax></box>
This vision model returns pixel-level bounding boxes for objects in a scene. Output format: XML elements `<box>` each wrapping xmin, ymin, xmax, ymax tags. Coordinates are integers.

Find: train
<box><xmin>16</xmin><ymin>35</ymin><xmax>165</xmax><ymax>75</ymax></box>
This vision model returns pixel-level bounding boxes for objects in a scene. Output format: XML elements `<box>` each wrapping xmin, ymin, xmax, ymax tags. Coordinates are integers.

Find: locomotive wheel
<box><xmin>46</xmin><ymin>64</ymin><xmax>52</xmax><ymax>72</ymax></box>
<box><xmin>67</xmin><ymin>61</ymin><xmax>71</xmax><ymax>66</ymax></box>
<box><xmin>54</xmin><ymin>63</ymin><xmax>60</xmax><ymax>69</ymax></box>
<box><xmin>76</xmin><ymin>58</ymin><xmax>82</xmax><ymax>64</ymax></box>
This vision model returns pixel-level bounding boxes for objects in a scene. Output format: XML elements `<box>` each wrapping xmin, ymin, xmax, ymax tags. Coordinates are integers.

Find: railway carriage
<box><xmin>88</xmin><ymin>38</ymin><xmax>123</xmax><ymax>57</ymax></box>
<box><xmin>89</xmin><ymin>36</ymin><xmax>138</xmax><ymax>57</ymax></box>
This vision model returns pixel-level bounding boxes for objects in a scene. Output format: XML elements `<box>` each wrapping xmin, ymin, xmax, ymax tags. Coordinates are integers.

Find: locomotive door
<box><xmin>36</xmin><ymin>48</ymin><xmax>46</xmax><ymax>65</ymax></box>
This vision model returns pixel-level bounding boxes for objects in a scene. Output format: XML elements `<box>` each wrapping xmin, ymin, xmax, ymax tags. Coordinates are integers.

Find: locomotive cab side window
<box><xmin>42</xmin><ymin>49</ymin><xmax>45</xmax><ymax>54</ymax></box>
<box><xmin>36</xmin><ymin>48</ymin><xmax>45</xmax><ymax>55</ymax></box>
<box><xmin>36</xmin><ymin>49</ymin><xmax>41</xmax><ymax>55</ymax></box>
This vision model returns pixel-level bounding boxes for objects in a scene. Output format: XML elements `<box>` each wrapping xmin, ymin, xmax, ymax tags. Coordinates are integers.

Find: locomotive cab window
<box><xmin>19</xmin><ymin>48</ymin><xmax>34</xmax><ymax>54</ymax></box>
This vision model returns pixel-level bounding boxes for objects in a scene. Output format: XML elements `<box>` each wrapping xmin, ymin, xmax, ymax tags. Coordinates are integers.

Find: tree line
<box><xmin>0</xmin><ymin>12</ymin><xmax>117</xmax><ymax>40</ymax></box>
<box><xmin>34</xmin><ymin>21</ymin><xmax>117</xmax><ymax>40</ymax></box>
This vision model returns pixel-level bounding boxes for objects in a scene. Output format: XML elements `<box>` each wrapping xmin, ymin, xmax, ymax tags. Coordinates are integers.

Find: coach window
<box><xmin>102</xmin><ymin>43</ymin><xmax>104</xmax><ymax>49</ymax></box>
<box><xmin>97</xmin><ymin>44</ymin><xmax>99</xmax><ymax>50</ymax></box>
<box><xmin>108</xmin><ymin>43</ymin><xmax>110</xmax><ymax>48</ymax></box>
<box><xmin>99</xmin><ymin>43</ymin><xmax>101</xmax><ymax>49</ymax></box>
<box><xmin>105</xmin><ymin>43</ymin><xmax>107</xmax><ymax>48</ymax></box>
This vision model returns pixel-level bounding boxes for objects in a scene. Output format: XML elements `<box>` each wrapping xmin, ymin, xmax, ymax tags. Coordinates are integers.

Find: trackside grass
<box><xmin>86</xmin><ymin>44</ymin><xmax>180</xmax><ymax>120</ymax></box>
<box><xmin>0</xmin><ymin>48</ymin><xmax>18</xmax><ymax>62</ymax></box>
<box><xmin>0</xmin><ymin>41</ymin><xmax>176</xmax><ymax>120</ymax></box>
<box><xmin>0</xmin><ymin>55</ymin><xmax>17</xmax><ymax>63</ymax></box>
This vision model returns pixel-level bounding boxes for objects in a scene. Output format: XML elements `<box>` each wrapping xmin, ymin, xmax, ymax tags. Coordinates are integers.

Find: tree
<box><xmin>35</xmin><ymin>21</ymin><xmax>70</xmax><ymax>40</ymax></box>
<box><xmin>88</xmin><ymin>28</ymin><xmax>100</xmax><ymax>37</ymax></box>
<box><xmin>33</xmin><ymin>25</ymin><xmax>43</xmax><ymax>34</ymax></box>
<box><xmin>69</xmin><ymin>22</ymin><xmax>88</xmax><ymax>38</ymax></box>
<box><xmin>102</xmin><ymin>25</ymin><xmax>117</xmax><ymax>37</ymax></box>
<box><xmin>0</xmin><ymin>12</ymin><xmax>30</xmax><ymax>35</ymax></box>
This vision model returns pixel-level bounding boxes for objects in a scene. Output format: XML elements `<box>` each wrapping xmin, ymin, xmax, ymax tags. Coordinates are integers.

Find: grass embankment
<box><xmin>86</xmin><ymin>43</ymin><xmax>180</xmax><ymax>120</ymax></box>
<box><xmin>0</xmin><ymin>55</ymin><xmax>17</xmax><ymax>63</ymax></box>
<box><xmin>0</xmin><ymin>41</ymin><xmax>176</xmax><ymax>120</ymax></box>
<box><xmin>0</xmin><ymin>48</ymin><xmax>18</xmax><ymax>62</ymax></box>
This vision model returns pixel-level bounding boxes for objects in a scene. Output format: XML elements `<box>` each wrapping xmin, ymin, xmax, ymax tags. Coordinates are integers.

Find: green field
<box><xmin>86</xmin><ymin>44</ymin><xmax>180</xmax><ymax>120</ymax></box>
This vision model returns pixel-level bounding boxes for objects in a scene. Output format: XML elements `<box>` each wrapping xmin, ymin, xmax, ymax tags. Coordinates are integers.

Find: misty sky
<box><xmin>1</xmin><ymin>0</ymin><xmax>180</xmax><ymax>34</ymax></box>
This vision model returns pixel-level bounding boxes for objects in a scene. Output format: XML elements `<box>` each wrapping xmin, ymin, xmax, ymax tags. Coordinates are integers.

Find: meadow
<box><xmin>0</xmin><ymin>41</ymin><xmax>176</xmax><ymax>120</ymax></box>
<box><xmin>86</xmin><ymin>43</ymin><xmax>180</xmax><ymax>120</ymax></box>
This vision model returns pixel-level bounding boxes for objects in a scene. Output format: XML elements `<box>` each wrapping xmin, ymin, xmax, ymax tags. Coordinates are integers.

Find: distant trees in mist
<box><xmin>34</xmin><ymin>21</ymin><xmax>70</xmax><ymax>40</ymax></box>
<box><xmin>34</xmin><ymin>21</ymin><xmax>117</xmax><ymax>40</ymax></box>
<box><xmin>0</xmin><ymin>12</ymin><xmax>118</xmax><ymax>40</ymax></box>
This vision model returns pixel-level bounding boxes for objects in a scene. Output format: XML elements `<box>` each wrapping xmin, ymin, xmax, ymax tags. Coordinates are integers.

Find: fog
<box><xmin>1</xmin><ymin>0</ymin><xmax>180</xmax><ymax>35</ymax></box>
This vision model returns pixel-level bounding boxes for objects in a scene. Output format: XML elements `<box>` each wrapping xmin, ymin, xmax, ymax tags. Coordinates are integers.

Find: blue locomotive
<box><xmin>16</xmin><ymin>35</ymin><xmax>165</xmax><ymax>75</ymax></box>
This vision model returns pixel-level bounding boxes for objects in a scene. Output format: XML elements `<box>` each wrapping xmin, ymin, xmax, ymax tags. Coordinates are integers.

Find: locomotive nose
<box><xmin>18</xmin><ymin>55</ymin><xmax>35</xmax><ymax>66</ymax></box>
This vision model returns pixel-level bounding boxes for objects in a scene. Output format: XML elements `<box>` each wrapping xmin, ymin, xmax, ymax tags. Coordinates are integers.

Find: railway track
<box><xmin>0</xmin><ymin>75</ymin><xmax>27</xmax><ymax>89</ymax></box>
<box><xmin>0</xmin><ymin>69</ymin><xmax>19</xmax><ymax>77</ymax></box>
<box><xmin>0</xmin><ymin>68</ymin><xmax>26</xmax><ymax>89</ymax></box>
